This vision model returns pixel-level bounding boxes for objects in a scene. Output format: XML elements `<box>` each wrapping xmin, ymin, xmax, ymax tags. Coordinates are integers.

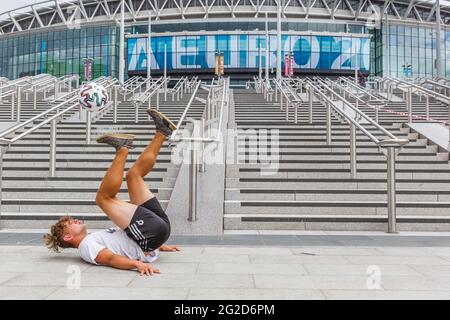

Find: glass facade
<box><xmin>373</xmin><ymin>23</ymin><xmax>450</xmax><ymax>78</ymax></box>
<box><xmin>0</xmin><ymin>25</ymin><xmax>119</xmax><ymax>80</ymax></box>
<box><xmin>0</xmin><ymin>19</ymin><xmax>448</xmax><ymax>80</ymax></box>
<box><xmin>127</xmin><ymin>34</ymin><xmax>371</xmax><ymax>72</ymax></box>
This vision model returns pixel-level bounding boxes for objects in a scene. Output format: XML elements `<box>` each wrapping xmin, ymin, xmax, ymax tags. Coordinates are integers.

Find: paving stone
<box><xmin>197</xmin><ymin>263</ymin><xmax>307</xmax><ymax>275</ymax></box>
<box><xmin>254</xmin><ymin>275</ymin><xmax>370</xmax><ymax>290</ymax></box>
<box><xmin>0</xmin><ymin>286</ymin><xmax>59</xmax><ymax>300</ymax></box>
<box><xmin>128</xmin><ymin>274</ymin><xmax>255</xmax><ymax>289</ymax></box>
<box><xmin>2</xmin><ymin>272</ymin><xmax>137</xmax><ymax>287</ymax></box>
<box><xmin>345</xmin><ymin>255</ymin><xmax>450</xmax><ymax>266</ymax></box>
<box><xmin>303</xmin><ymin>264</ymin><xmax>422</xmax><ymax>276</ymax></box>
<box><xmin>45</xmin><ymin>287</ymin><xmax>189</xmax><ymax>300</ymax></box>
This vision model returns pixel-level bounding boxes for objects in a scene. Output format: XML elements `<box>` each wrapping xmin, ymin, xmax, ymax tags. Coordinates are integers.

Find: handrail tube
<box><xmin>339</xmin><ymin>77</ymin><xmax>386</xmax><ymax>103</ymax></box>
<box><xmin>0</xmin><ymin>77</ymin><xmax>117</xmax><ymax>140</ymax></box>
<box><xmin>134</xmin><ymin>77</ymin><xmax>163</xmax><ymax>102</ymax></box>
<box><xmin>8</xmin><ymin>102</ymin><xmax>79</xmax><ymax>143</ymax></box>
<box><xmin>386</xmin><ymin>77</ymin><xmax>450</xmax><ymax>104</ymax></box>
<box><xmin>0</xmin><ymin>95</ymin><xmax>78</xmax><ymax>139</ymax></box>
<box><xmin>323</xmin><ymin>78</ymin><xmax>366</xmax><ymax>104</ymax></box>
<box><xmin>306</xmin><ymin>80</ymin><xmax>382</xmax><ymax>144</ymax></box>
<box><xmin>170</xmin><ymin>81</ymin><xmax>202</xmax><ymax>141</ymax></box>
<box><xmin>216</xmin><ymin>78</ymin><xmax>229</xmax><ymax>140</ymax></box>
<box><xmin>315</xmin><ymin>80</ymin><xmax>397</xmax><ymax>140</ymax></box>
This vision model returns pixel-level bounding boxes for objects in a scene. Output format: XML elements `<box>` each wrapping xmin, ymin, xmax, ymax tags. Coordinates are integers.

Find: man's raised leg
<box><xmin>95</xmin><ymin>134</ymin><xmax>137</xmax><ymax>230</ymax></box>
<box><xmin>126</xmin><ymin>109</ymin><xmax>176</xmax><ymax>206</ymax></box>
<box><xmin>126</xmin><ymin>131</ymin><xmax>165</xmax><ymax>205</ymax></box>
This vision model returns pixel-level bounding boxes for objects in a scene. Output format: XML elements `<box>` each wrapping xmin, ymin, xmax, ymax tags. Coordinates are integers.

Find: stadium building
<box><xmin>0</xmin><ymin>1</ymin><xmax>449</xmax><ymax>81</ymax></box>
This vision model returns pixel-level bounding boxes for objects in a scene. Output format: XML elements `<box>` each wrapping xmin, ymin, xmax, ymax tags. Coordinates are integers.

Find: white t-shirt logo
<box><xmin>136</xmin><ymin>220</ymin><xmax>144</xmax><ymax>226</ymax></box>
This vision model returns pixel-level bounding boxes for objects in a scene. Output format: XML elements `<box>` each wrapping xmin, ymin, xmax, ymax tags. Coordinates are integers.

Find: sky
<box><xmin>0</xmin><ymin>0</ymin><xmax>39</xmax><ymax>13</ymax></box>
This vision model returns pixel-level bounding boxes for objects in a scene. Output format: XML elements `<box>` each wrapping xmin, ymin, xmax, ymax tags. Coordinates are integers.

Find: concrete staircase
<box><xmin>224</xmin><ymin>88</ymin><xmax>450</xmax><ymax>232</ymax></box>
<box><xmin>0</xmin><ymin>91</ymin><xmax>205</xmax><ymax>229</ymax></box>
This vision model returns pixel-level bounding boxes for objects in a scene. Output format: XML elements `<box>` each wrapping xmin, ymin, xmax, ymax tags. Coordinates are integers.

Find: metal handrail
<box><xmin>124</xmin><ymin>77</ymin><xmax>153</xmax><ymax>97</ymax></box>
<box><xmin>320</xmin><ymin>78</ymin><xmax>387</xmax><ymax>123</ymax></box>
<box><xmin>310</xmin><ymin>79</ymin><xmax>398</xmax><ymax>142</ymax></box>
<box><xmin>0</xmin><ymin>77</ymin><xmax>119</xmax><ymax>183</ymax></box>
<box><xmin>168</xmin><ymin>76</ymin><xmax>188</xmax><ymax>101</ymax></box>
<box><xmin>419</xmin><ymin>78</ymin><xmax>450</xmax><ymax>93</ymax></box>
<box><xmin>133</xmin><ymin>76</ymin><xmax>165</xmax><ymax>102</ymax></box>
<box><xmin>305</xmin><ymin>79</ymin><xmax>408</xmax><ymax>233</ymax></box>
<box><xmin>339</xmin><ymin>77</ymin><xmax>386</xmax><ymax>104</ymax></box>
<box><xmin>0</xmin><ymin>77</ymin><xmax>117</xmax><ymax>142</ymax></box>
<box><xmin>131</xmin><ymin>77</ymin><xmax>169</xmax><ymax>122</ymax></box>
<box><xmin>169</xmin><ymin>80</ymin><xmax>202</xmax><ymax>141</ymax></box>
<box><xmin>324</xmin><ymin>78</ymin><xmax>366</xmax><ymax>104</ymax></box>
<box><xmin>391</xmin><ymin>77</ymin><xmax>450</xmax><ymax>104</ymax></box>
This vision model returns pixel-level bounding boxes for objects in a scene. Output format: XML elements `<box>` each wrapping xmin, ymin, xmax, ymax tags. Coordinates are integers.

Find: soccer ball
<box><xmin>78</xmin><ymin>83</ymin><xmax>109</xmax><ymax>112</ymax></box>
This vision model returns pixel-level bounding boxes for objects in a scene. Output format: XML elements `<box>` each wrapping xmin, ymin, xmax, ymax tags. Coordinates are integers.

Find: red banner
<box><xmin>284</xmin><ymin>55</ymin><xmax>289</xmax><ymax>77</ymax></box>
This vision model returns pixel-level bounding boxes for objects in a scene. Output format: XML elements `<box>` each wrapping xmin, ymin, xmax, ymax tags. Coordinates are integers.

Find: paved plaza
<box><xmin>1</xmin><ymin>231</ymin><xmax>450</xmax><ymax>300</ymax></box>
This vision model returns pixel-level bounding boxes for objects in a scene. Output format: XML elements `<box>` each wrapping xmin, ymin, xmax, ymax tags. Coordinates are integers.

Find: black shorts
<box><xmin>124</xmin><ymin>197</ymin><xmax>171</xmax><ymax>252</ymax></box>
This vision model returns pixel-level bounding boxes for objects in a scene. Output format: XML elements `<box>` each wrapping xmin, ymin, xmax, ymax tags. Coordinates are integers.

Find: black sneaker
<box><xmin>147</xmin><ymin>108</ymin><xmax>177</xmax><ymax>137</ymax></box>
<box><xmin>96</xmin><ymin>133</ymin><xmax>135</xmax><ymax>151</ymax></box>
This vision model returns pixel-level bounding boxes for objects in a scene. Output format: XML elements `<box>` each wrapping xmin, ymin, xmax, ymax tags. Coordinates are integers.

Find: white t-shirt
<box><xmin>78</xmin><ymin>227</ymin><xmax>160</xmax><ymax>265</ymax></box>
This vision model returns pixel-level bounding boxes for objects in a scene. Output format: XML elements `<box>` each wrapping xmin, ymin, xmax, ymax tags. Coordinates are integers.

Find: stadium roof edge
<box><xmin>0</xmin><ymin>0</ymin><xmax>449</xmax><ymax>36</ymax></box>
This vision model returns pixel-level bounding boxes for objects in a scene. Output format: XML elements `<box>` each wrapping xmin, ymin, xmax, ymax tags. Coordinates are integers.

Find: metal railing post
<box><xmin>280</xmin><ymin>91</ymin><xmax>283</xmax><ymax>110</ymax></box>
<box><xmin>285</xmin><ymin>96</ymin><xmax>289</xmax><ymax>121</ymax></box>
<box><xmin>350</xmin><ymin>123</ymin><xmax>357</xmax><ymax>179</ymax></box>
<box><xmin>164</xmin><ymin>79</ymin><xmax>168</xmax><ymax>101</ymax></box>
<box><xmin>407</xmin><ymin>87</ymin><xmax>412</xmax><ymax>123</ymax></box>
<box><xmin>11</xmin><ymin>92</ymin><xmax>15</xmax><ymax>120</ymax></box>
<box><xmin>188</xmin><ymin>148</ymin><xmax>198</xmax><ymax>222</ymax></box>
<box><xmin>156</xmin><ymin>88</ymin><xmax>160</xmax><ymax>110</ymax></box>
<box><xmin>135</xmin><ymin>102</ymin><xmax>140</xmax><ymax>123</ymax></box>
<box><xmin>33</xmin><ymin>86</ymin><xmax>37</xmax><ymax>110</ymax></box>
<box><xmin>85</xmin><ymin>110</ymin><xmax>92</xmax><ymax>145</ymax></box>
<box><xmin>326</xmin><ymin>101</ymin><xmax>332</xmax><ymax>145</ymax></box>
<box><xmin>200</xmin><ymin>118</ymin><xmax>205</xmax><ymax>173</ymax></box>
<box><xmin>386</xmin><ymin>147</ymin><xmax>398</xmax><ymax>233</ymax></box>
<box><xmin>54</xmin><ymin>80</ymin><xmax>59</xmax><ymax>99</ymax></box>
<box><xmin>113</xmin><ymin>85</ymin><xmax>118</xmax><ymax>124</ymax></box>
<box><xmin>309</xmin><ymin>88</ymin><xmax>313</xmax><ymax>124</ymax></box>
<box><xmin>49</xmin><ymin>118</ymin><xmax>57</xmax><ymax>177</ymax></box>
<box><xmin>0</xmin><ymin>145</ymin><xmax>7</xmax><ymax>229</ymax></box>
<box><xmin>375</xmin><ymin>105</ymin><xmax>379</xmax><ymax>123</ymax></box>
<box><xmin>16</xmin><ymin>87</ymin><xmax>21</xmax><ymax>123</ymax></box>
<box><xmin>426</xmin><ymin>95</ymin><xmax>430</xmax><ymax>121</ymax></box>
<box><xmin>294</xmin><ymin>102</ymin><xmax>298</xmax><ymax>124</ymax></box>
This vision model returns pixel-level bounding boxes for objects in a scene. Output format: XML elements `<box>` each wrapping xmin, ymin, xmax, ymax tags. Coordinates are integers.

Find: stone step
<box><xmin>226</xmin><ymin>162</ymin><xmax>450</xmax><ymax>170</ymax></box>
<box><xmin>234</xmin><ymin>153</ymin><xmax>449</xmax><ymax>161</ymax></box>
<box><xmin>0</xmin><ymin>198</ymin><xmax>168</xmax><ymax>214</ymax></box>
<box><xmin>235</xmin><ymin>146</ymin><xmax>436</xmax><ymax>154</ymax></box>
<box><xmin>224</xmin><ymin>200</ymin><xmax>450</xmax><ymax>216</ymax></box>
<box><xmin>225</xmin><ymin>188</ymin><xmax>450</xmax><ymax>202</ymax></box>
<box><xmin>226</xmin><ymin>178</ymin><xmax>450</xmax><ymax>190</ymax></box>
<box><xmin>1</xmin><ymin>177</ymin><xmax>174</xmax><ymax>188</ymax></box>
<box><xmin>2</xmin><ymin>187</ymin><xmax>173</xmax><ymax>200</ymax></box>
<box><xmin>226</xmin><ymin>170</ymin><xmax>450</xmax><ymax>180</ymax></box>
<box><xmin>0</xmin><ymin>169</ymin><xmax>177</xmax><ymax>178</ymax></box>
<box><xmin>223</xmin><ymin>214</ymin><xmax>450</xmax><ymax>232</ymax></box>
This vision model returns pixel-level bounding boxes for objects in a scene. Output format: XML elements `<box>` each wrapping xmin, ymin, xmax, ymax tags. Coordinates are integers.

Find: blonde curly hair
<box><xmin>43</xmin><ymin>216</ymin><xmax>75</xmax><ymax>253</ymax></box>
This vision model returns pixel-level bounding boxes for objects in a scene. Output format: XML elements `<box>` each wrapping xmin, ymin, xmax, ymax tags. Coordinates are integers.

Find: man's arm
<box><xmin>159</xmin><ymin>245</ymin><xmax>181</xmax><ymax>252</ymax></box>
<box><xmin>95</xmin><ymin>248</ymin><xmax>160</xmax><ymax>276</ymax></box>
